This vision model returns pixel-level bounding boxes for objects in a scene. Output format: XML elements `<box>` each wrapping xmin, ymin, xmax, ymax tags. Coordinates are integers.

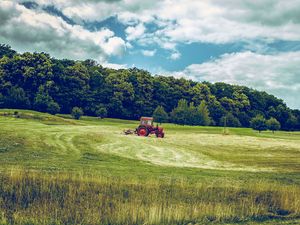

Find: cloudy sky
<box><xmin>1</xmin><ymin>0</ymin><xmax>300</xmax><ymax>109</ymax></box>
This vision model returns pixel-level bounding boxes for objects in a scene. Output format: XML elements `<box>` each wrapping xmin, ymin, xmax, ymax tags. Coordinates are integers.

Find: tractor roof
<box><xmin>140</xmin><ymin>117</ymin><xmax>153</xmax><ymax>120</ymax></box>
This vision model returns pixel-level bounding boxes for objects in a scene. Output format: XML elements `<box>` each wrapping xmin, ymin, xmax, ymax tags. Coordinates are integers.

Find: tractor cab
<box><xmin>140</xmin><ymin>117</ymin><xmax>154</xmax><ymax>126</ymax></box>
<box><xmin>136</xmin><ymin>117</ymin><xmax>164</xmax><ymax>138</ymax></box>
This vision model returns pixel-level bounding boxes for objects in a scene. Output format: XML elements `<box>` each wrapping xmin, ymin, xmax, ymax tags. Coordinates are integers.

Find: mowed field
<box><xmin>0</xmin><ymin>109</ymin><xmax>300</xmax><ymax>224</ymax></box>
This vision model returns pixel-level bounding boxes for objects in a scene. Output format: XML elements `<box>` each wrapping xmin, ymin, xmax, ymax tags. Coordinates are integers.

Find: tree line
<box><xmin>153</xmin><ymin>100</ymin><xmax>211</xmax><ymax>126</ymax></box>
<box><xmin>153</xmin><ymin>101</ymin><xmax>282</xmax><ymax>133</ymax></box>
<box><xmin>0</xmin><ymin>44</ymin><xmax>299</xmax><ymax>131</ymax></box>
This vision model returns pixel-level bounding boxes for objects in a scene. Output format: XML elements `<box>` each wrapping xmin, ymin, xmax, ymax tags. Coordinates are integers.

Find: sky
<box><xmin>0</xmin><ymin>0</ymin><xmax>300</xmax><ymax>109</ymax></box>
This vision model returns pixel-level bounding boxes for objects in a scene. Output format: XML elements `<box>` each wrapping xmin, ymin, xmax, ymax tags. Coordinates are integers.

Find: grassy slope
<box><xmin>0</xmin><ymin>109</ymin><xmax>299</xmax><ymax>182</ymax></box>
<box><xmin>0</xmin><ymin>109</ymin><xmax>300</xmax><ymax>224</ymax></box>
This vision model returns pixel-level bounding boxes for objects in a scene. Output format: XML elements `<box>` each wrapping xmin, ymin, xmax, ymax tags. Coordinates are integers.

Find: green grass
<box><xmin>0</xmin><ymin>109</ymin><xmax>300</xmax><ymax>224</ymax></box>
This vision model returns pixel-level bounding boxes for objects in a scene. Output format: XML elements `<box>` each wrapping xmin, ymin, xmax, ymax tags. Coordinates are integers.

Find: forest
<box><xmin>0</xmin><ymin>44</ymin><xmax>299</xmax><ymax>130</ymax></box>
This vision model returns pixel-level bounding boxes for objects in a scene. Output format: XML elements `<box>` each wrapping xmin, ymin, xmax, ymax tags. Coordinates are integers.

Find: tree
<box><xmin>96</xmin><ymin>107</ymin><xmax>107</xmax><ymax>119</ymax></box>
<box><xmin>206</xmin><ymin>95</ymin><xmax>225</xmax><ymax>124</ymax></box>
<box><xmin>233</xmin><ymin>91</ymin><xmax>250</xmax><ymax>110</ymax></box>
<box><xmin>47</xmin><ymin>101</ymin><xmax>60</xmax><ymax>115</ymax></box>
<box><xmin>33</xmin><ymin>92</ymin><xmax>50</xmax><ymax>112</ymax></box>
<box><xmin>170</xmin><ymin>99</ymin><xmax>189</xmax><ymax>125</ymax></box>
<box><xmin>4</xmin><ymin>86</ymin><xmax>30</xmax><ymax>109</ymax></box>
<box><xmin>250</xmin><ymin>115</ymin><xmax>267</xmax><ymax>133</ymax></box>
<box><xmin>285</xmin><ymin>114</ymin><xmax>297</xmax><ymax>131</ymax></box>
<box><xmin>275</xmin><ymin>104</ymin><xmax>290</xmax><ymax>129</ymax></box>
<box><xmin>33</xmin><ymin>86</ymin><xmax>51</xmax><ymax>111</ymax></box>
<box><xmin>267</xmin><ymin>106</ymin><xmax>277</xmax><ymax>118</ymax></box>
<box><xmin>187</xmin><ymin>102</ymin><xmax>197</xmax><ymax>125</ymax></box>
<box><xmin>220</xmin><ymin>113</ymin><xmax>241</xmax><ymax>127</ymax></box>
<box><xmin>0</xmin><ymin>93</ymin><xmax>4</xmax><ymax>107</ymax></box>
<box><xmin>153</xmin><ymin>106</ymin><xmax>168</xmax><ymax>124</ymax></box>
<box><xmin>71</xmin><ymin>107</ymin><xmax>83</xmax><ymax>120</ymax></box>
<box><xmin>266</xmin><ymin>117</ymin><xmax>281</xmax><ymax>133</ymax></box>
<box><xmin>197</xmin><ymin>101</ymin><xmax>211</xmax><ymax>126</ymax></box>
<box><xmin>0</xmin><ymin>44</ymin><xmax>16</xmax><ymax>58</ymax></box>
<box><xmin>236</xmin><ymin>112</ymin><xmax>251</xmax><ymax>127</ymax></box>
<box><xmin>33</xmin><ymin>86</ymin><xmax>60</xmax><ymax>114</ymax></box>
<box><xmin>189</xmin><ymin>83</ymin><xmax>211</xmax><ymax>104</ymax></box>
<box><xmin>219</xmin><ymin>97</ymin><xmax>236</xmax><ymax>112</ymax></box>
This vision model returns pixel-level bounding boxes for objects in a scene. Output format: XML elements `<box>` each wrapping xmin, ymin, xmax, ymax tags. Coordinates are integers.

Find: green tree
<box><xmin>250</xmin><ymin>115</ymin><xmax>267</xmax><ymax>133</ymax></box>
<box><xmin>189</xmin><ymin>83</ymin><xmax>211</xmax><ymax>105</ymax></box>
<box><xmin>285</xmin><ymin>114</ymin><xmax>297</xmax><ymax>131</ymax></box>
<box><xmin>4</xmin><ymin>86</ymin><xmax>30</xmax><ymax>109</ymax></box>
<box><xmin>220</xmin><ymin>113</ymin><xmax>241</xmax><ymax>127</ymax></box>
<box><xmin>267</xmin><ymin>106</ymin><xmax>277</xmax><ymax>118</ymax></box>
<box><xmin>233</xmin><ymin>91</ymin><xmax>250</xmax><ymax>110</ymax></box>
<box><xmin>71</xmin><ymin>107</ymin><xmax>83</xmax><ymax>120</ymax></box>
<box><xmin>153</xmin><ymin>106</ymin><xmax>168</xmax><ymax>124</ymax></box>
<box><xmin>197</xmin><ymin>101</ymin><xmax>211</xmax><ymax>126</ymax></box>
<box><xmin>219</xmin><ymin>97</ymin><xmax>236</xmax><ymax>112</ymax></box>
<box><xmin>0</xmin><ymin>44</ymin><xmax>16</xmax><ymax>58</ymax></box>
<box><xmin>33</xmin><ymin>86</ymin><xmax>60</xmax><ymax>114</ymax></box>
<box><xmin>275</xmin><ymin>104</ymin><xmax>290</xmax><ymax>129</ymax></box>
<box><xmin>206</xmin><ymin>95</ymin><xmax>225</xmax><ymax>124</ymax></box>
<box><xmin>0</xmin><ymin>93</ymin><xmax>4</xmax><ymax>107</ymax></box>
<box><xmin>96</xmin><ymin>107</ymin><xmax>108</xmax><ymax>119</ymax></box>
<box><xmin>266</xmin><ymin>117</ymin><xmax>281</xmax><ymax>133</ymax></box>
<box><xmin>236</xmin><ymin>112</ymin><xmax>250</xmax><ymax>127</ymax></box>
<box><xmin>47</xmin><ymin>101</ymin><xmax>60</xmax><ymax>115</ymax></box>
<box><xmin>105</xmin><ymin>72</ymin><xmax>135</xmax><ymax>118</ymax></box>
<box><xmin>187</xmin><ymin>102</ymin><xmax>197</xmax><ymax>125</ymax></box>
<box><xmin>57</xmin><ymin>62</ymin><xmax>89</xmax><ymax>113</ymax></box>
<box><xmin>170</xmin><ymin>99</ymin><xmax>189</xmax><ymax>125</ymax></box>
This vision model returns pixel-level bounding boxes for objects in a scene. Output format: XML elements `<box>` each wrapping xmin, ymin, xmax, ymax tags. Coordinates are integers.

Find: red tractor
<box><xmin>136</xmin><ymin>117</ymin><xmax>165</xmax><ymax>138</ymax></box>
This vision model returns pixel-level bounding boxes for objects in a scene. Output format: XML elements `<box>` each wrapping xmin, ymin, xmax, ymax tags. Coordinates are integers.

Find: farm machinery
<box><xmin>124</xmin><ymin>117</ymin><xmax>165</xmax><ymax>138</ymax></box>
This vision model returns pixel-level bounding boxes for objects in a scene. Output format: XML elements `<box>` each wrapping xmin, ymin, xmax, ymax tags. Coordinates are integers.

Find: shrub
<box><xmin>71</xmin><ymin>107</ymin><xmax>83</xmax><ymax>120</ymax></box>
<box><xmin>96</xmin><ymin>107</ymin><xmax>107</xmax><ymax>119</ymax></box>
<box><xmin>47</xmin><ymin>101</ymin><xmax>60</xmax><ymax>115</ymax></box>
<box><xmin>13</xmin><ymin>111</ymin><xmax>20</xmax><ymax>118</ymax></box>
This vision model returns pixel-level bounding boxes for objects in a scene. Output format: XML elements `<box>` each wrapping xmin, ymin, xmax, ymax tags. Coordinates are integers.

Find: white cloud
<box><xmin>62</xmin><ymin>2</ymin><xmax>115</xmax><ymax>24</ymax></box>
<box><xmin>18</xmin><ymin>0</ymin><xmax>300</xmax><ymax>46</ymax></box>
<box><xmin>32</xmin><ymin>0</ymin><xmax>157</xmax><ymax>24</ymax></box>
<box><xmin>102</xmin><ymin>62</ymin><xmax>128</xmax><ymax>70</ymax></box>
<box><xmin>170</xmin><ymin>51</ymin><xmax>181</xmax><ymax>60</ymax></box>
<box><xmin>173</xmin><ymin>51</ymin><xmax>300</xmax><ymax>109</ymax></box>
<box><xmin>155</xmin><ymin>0</ymin><xmax>300</xmax><ymax>44</ymax></box>
<box><xmin>160</xmin><ymin>41</ymin><xmax>176</xmax><ymax>50</ymax></box>
<box><xmin>125</xmin><ymin>42</ymin><xmax>133</xmax><ymax>49</ymax></box>
<box><xmin>118</xmin><ymin>11</ymin><xmax>154</xmax><ymax>25</ymax></box>
<box><xmin>102</xmin><ymin>37</ymin><xmax>126</xmax><ymax>56</ymax></box>
<box><xmin>125</xmin><ymin>23</ymin><xmax>146</xmax><ymax>41</ymax></box>
<box><xmin>141</xmin><ymin>49</ymin><xmax>156</xmax><ymax>57</ymax></box>
<box><xmin>14</xmin><ymin>0</ymin><xmax>300</xmax><ymax>55</ymax></box>
<box><xmin>0</xmin><ymin>1</ymin><xmax>126</xmax><ymax>62</ymax></box>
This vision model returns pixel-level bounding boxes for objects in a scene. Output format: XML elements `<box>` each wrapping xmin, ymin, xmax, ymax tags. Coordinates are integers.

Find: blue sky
<box><xmin>0</xmin><ymin>0</ymin><xmax>300</xmax><ymax>109</ymax></box>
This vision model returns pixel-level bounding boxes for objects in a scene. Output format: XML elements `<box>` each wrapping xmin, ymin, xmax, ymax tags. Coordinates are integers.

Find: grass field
<box><xmin>0</xmin><ymin>109</ymin><xmax>300</xmax><ymax>224</ymax></box>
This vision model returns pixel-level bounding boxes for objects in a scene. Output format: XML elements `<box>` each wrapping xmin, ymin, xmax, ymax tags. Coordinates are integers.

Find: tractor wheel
<box><xmin>137</xmin><ymin>127</ymin><xmax>149</xmax><ymax>136</ymax></box>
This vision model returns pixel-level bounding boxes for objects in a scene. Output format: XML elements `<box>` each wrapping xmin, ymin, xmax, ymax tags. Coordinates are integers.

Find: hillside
<box><xmin>0</xmin><ymin>110</ymin><xmax>300</xmax><ymax>224</ymax></box>
<box><xmin>1</xmin><ymin>44</ymin><xmax>299</xmax><ymax>131</ymax></box>
<box><xmin>1</xmin><ymin>109</ymin><xmax>300</xmax><ymax>174</ymax></box>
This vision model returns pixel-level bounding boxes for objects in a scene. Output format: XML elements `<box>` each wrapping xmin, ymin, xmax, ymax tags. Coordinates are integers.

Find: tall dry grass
<box><xmin>0</xmin><ymin>170</ymin><xmax>299</xmax><ymax>225</ymax></box>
